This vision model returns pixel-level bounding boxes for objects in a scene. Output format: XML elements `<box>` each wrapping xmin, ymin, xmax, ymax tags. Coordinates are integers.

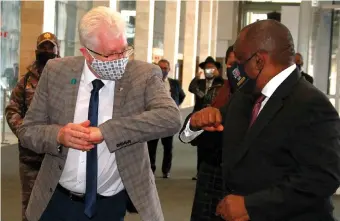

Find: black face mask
<box><xmin>228</xmin><ymin>61</ymin><xmax>264</xmax><ymax>94</ymax></box>
<box><xmin>162</xmin><ymin>70</ymin><xmax>168</xmax><ymax>79</ymax></box>
<box><xmin>36</xmin><ymin>52</ymin><xmax>57</xmax><ymax>66</ymax></box>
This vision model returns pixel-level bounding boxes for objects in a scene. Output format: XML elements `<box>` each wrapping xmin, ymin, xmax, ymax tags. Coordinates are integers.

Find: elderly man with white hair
<box><xmin>18</xmin><ymin>6</ymin><xmax>181</xmax><ymax>221</ymax></box>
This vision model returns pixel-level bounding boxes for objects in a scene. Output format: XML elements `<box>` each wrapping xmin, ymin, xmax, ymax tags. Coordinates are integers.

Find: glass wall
<box><xmin>55</xmin><ymin>0</ymin><xmax>93</xmax><ymax>57</ymax></box>
<box><xmin>328</xmin><ymin>9</ymin><xmax>339</xmax><ymax>96</ymax></box>
<box><xmin>0</xmin><ymin>0</ymin><xmax>21</xmax><ymax>120</ymax></box>
<box><xmin>118</xmin><ymin>1</ymin><xmax>136</xmax><ymax>45</ymax></box>
<box><xmin>0</xmin><ymin>0</ymin><xmax>21</xmax><ymax>90</ymax></box>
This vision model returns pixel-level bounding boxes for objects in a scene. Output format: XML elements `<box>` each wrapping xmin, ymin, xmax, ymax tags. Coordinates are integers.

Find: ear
<box><xmin>80</xmin><ymin>47</ymin><xmax>92</xmax><ymax>62</ymax></box>
<box><xmin>255</xmin><ymin>52</ymin><xmax>265</xmax><ymax>70</ymax></box>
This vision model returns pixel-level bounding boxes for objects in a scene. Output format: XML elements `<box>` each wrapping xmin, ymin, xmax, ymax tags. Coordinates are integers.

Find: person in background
<box><xmin>180</xmin><ymin>56</ymin><xmax>231</xmax><ymax>220</ymax></box>
<box><xmin>147</xmin><ymin>59</ymin><xmax>185</xmax><ymax>178</ymax></box>
<box><xmin>18</xmin><ymin>6</ymin><xmax>180</xmax><ymax>221</ymax></box>
<box><xmin>5</xmin><ymin>32</ymin><xmax>60</xmax><ymax>221</ymax></box>
<box><xmin>225</xmin><ymin>45</ymin><xmax>239</xmax><ymax>94</ymax></box>
<box><xmin>188</xmin><ymin>56</ymin><xmax>230</xmax><ymax>180</ymax></box>
<box><xmin>295</xmin><ymin>52</ymin><xmax>313</xmax><ymax>84</ymax></box>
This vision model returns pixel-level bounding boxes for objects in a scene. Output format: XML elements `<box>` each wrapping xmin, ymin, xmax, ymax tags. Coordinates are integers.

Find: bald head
<box><xmin>233</xmin><ymin>20</ymin><xmax>296</xmax><ymax>92</ymax></box>
<box><xmin>236</xmin><ymin>19</ymin><xmax>295</xmax><ymax>67</ymax></box>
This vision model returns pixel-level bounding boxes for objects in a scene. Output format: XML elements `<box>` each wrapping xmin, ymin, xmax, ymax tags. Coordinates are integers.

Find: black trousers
<box><xmin>40</xmin><ymin>187</ymin><xmax>128</xmax><ymax>221</ymax></box>
<box><xmin>147</xmin><ymin>136</ymin><xmax>173</xmax><ymax>174</ymax></box>
<box><xmin>196</xmin><ymin>144</ymin><xmax>205</xmax><ymax>173</ymax></box>
<box><xmin>191</xmin><ymin>162</ymin><xmax>224</xmax><ymax>221</ymax></box>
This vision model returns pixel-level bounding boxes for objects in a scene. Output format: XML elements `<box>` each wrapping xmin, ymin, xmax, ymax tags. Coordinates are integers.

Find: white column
<box><xmin>134</xmin><ymin>0</ymin><xmax>155</xmax><ymax>63</ymax></box>
<box><xmin>198</xmin><ymin>0</ymin><xmax>213</xmax><ymax>63</ymax></box>
<box><xmin>182</xmin><ymin>0</ymin><xmax>199</xmax><ymax>108</ymax></box>
<box><xmin>109</xmin><ymin>0</ymin><xmax>118</xmax><ymax>11</ymax></box>
<box><xmin>43</xmin><ymin>0</ymin><xmax>56</xmax><ymax>33</ymax></box>
<box><xmin>297</xmin><ymin>1</ymin><xmax>313</xmax><ymax>73</ymax></box>
<box><xmin>210</xmin><ymin>0</ymin><xmax>219</xmax><ymax>58</ymax></box>
<box><xmin>163</xmin><ymin>0</ymin><xmax>181</xmax><ymax>79</ymax></box>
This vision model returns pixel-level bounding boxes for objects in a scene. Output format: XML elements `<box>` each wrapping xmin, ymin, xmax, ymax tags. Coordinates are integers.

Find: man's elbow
<box><xmin>169</xmin><ymin>106</ymin><xmax>182</xmax><ymax>134</ymax></box>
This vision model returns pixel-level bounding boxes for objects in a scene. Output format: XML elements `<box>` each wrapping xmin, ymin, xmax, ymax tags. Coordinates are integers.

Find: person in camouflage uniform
<box><xmin>5</xmin><ymin>32</ymin><xmax>60</xmax><ymax>221</ymax></box>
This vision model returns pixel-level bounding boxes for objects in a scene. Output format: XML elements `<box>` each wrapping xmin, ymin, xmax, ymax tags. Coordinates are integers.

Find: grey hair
<box><xmin>78</xmin><ymin>6</ymin><xmax>126</xmax><ymax>49</ymax></box>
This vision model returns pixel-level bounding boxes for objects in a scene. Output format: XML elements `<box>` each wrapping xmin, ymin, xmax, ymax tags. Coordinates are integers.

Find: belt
<box><xmin>56</xmin><ymin>184</ymin><xmax>108</xmax><ymax>202</ymax></box>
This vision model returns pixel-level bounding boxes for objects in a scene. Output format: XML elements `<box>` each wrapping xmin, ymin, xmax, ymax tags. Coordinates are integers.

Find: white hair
<box><xmin>78</xmin><ymin>6</ymin><xmax>126</xmax><ymax>49</ymax></box>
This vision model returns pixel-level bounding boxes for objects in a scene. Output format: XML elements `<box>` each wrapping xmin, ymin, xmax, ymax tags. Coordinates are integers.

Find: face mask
<box><xmin>228</xmin><ymin>63</ymin><xmax>258</xmax><ymax>94</ymax></box>
<box><xmin>162</xmin><ymin>70</ymin><xmax>168</xmax><ymax>79</ymax></box>
<box><xmin>90</xmin><ymin>56</ymin><xmax>129</xmax><ymax>81</ymax></box>
<box><xmin>204</xmin><ymin>68</ymin><xmax>214</xmax><ymax>79</ymax></box>
<box><xmin>36</xmin><ymin>52</ymin><xmax>57</xmax><ymax>66</ymax></box>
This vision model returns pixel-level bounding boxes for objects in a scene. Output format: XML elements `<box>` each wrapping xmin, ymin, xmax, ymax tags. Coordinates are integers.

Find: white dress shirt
<box><xmin>59</xmin><ymin>61</ymin><xmax>124</xmax><ymax>196</ymax></box>
<box><xmin>180</xmin><ymin>64</ymin><xmax>297</xmax><ymax>143</ymax></box>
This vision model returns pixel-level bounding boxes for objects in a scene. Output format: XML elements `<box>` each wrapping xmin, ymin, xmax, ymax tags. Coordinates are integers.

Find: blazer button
<box><xmin>49</xmin><ymin>188</ymin><xmax>53</xmax><ymax>192</ymax></box>
<box><xmin>58</xmin><ymin>165</ymin><xmax>62</xmax><ymax>170</ymax></box>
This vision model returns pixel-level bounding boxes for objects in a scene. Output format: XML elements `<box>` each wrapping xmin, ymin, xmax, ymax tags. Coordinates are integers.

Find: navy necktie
<box><xmin>84</xmin><ymin>79</ymin><xmax>104</xmax><ymax>218</ymax></box>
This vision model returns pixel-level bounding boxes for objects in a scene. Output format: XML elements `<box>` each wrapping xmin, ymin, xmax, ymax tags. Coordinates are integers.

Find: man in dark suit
<box><xmin>180</xmin><ymin>19</ymin><xmax>340</xmax><ymax>221</ymax></box>
<box><xmin>295</xmin><ymin>52</ymin><xmax>314</xmax><ymax>84</ymax></box>
<box><xmin>147</xmin><ymin>59</ymin><xmax>185</xmax><ymax>178</ymax></box>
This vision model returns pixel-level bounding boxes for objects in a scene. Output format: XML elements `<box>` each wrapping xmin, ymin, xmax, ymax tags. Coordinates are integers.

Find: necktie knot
<box><xmin>255</xmin><ymin>94</ymin><xmax>266</xmax><ymax>104</ymax></box>
<box><xmin>92</xmin><ymin>79</ymin><xmax>104</xmax><ymax>92</ymax></box>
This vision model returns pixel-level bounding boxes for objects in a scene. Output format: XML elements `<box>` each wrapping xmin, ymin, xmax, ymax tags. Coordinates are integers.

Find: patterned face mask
<box><xmin>89</xmin><ymin>52</ymin><xmax>129</xmax><ymax>81</ymax></box>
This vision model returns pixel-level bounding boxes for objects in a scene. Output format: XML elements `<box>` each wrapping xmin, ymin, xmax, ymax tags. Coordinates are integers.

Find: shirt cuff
<box><xmin>179</xmin><ymin>119</ymin><xmax>204</xmax><ymax>143</ymax></box>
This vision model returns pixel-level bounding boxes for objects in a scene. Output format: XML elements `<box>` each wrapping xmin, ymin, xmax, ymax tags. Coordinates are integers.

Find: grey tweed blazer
<box><xmin>18</xmin><ymin>56</ymin><xmax>182</xmax><ymax>221</ymax></box>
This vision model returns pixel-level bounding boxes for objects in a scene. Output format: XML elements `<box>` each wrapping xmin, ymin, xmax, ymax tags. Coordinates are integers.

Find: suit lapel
<box><xmin>64</xmin><ymin>57</ymin><xmax>84</xmax><ymax>124</ymax></box>
<box><xmin>112</xmin><ymin>61</ymin><xmax>133</xmax><ymax>117</ymax></box>
<box><xmin>223</xmin><ymin>92</ymin><xmax>254</xmax><ymax>169</ymax></box>
<box><xmin>243</xmin><ymin>97</ymin><xmax>283</xmax><ymax>146</ymax></box>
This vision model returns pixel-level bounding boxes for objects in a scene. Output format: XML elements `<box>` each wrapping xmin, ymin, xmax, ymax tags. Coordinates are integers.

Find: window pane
<box><xmin>329</xmin><ymin>98</ymin><xmax>335</xmax><ymax>107</ymax></box>
<box><xmin>328</xmin><ymin>10</ymin><xmax>340</xmax><ymax>95</ymax></box>
<box><xmin>119</xmin><ymin>1</ymin><xmax>136</xmax><ymax>45</ymax></box>
<box><xmin>55</xmin><ymin>1</ymin><xmax>93</xmax><ymax>57</ymax></box>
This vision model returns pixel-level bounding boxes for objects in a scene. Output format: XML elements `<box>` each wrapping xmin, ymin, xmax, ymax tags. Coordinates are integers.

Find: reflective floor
<box><xmin>2</xmin><ymin>108</ymin><xmax>340</xmax><ymax>221</ymax></box>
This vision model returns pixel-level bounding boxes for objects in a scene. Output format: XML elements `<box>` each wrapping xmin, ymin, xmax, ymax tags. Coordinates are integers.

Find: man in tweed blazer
<box><xmin>18</xmin><ymin>6</ymin><xmax>181</xmax><ymax>221</ymax></box>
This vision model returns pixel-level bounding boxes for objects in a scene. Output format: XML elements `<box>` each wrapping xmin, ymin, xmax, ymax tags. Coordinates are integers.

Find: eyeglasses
<box><xmin>86</xmin><ymin>46</ymin><xmax>134</xmax><ymax>59</ymax></box>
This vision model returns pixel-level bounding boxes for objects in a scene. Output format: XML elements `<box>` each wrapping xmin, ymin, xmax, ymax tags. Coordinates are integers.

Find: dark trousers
<box><xmin>40</xmin><ymin>187</ymin><xmax>128</xmax><ymax>221</ymax></box>
<box><xmin>196</xmin><ymin>144</ymin><xmax>205</xmax><ymax>173</ymax></box>
<box><xmin>147</xmin><ymin>136</ymin><xmax>173</xmax><ymax>174</ymax></box>
<box><xmin>18</xmin><ymin>144</ymin><xmax>44</xmax><ymax>221</ymax></box>
<box><xmin>191</xmin><ymin>162</ymin><xmax>224</xmax><ymax>221</ymax></box>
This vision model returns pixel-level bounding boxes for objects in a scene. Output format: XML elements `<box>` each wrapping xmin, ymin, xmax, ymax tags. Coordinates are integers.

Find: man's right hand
<box><xmin>190</xmin><ymin>107</ymin><xmax>224</xmax><ymax>132</ymax></box>
<box><xmin>57</xmin><ymin>120</ymin><xmax>94</xmax><ymax>151</ymax></box>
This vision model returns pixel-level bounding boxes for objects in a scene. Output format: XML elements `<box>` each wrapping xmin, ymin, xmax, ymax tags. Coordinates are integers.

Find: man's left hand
<box><xmin>88</xmin><ymin>127</ymin><xmax>104</xmax><ymax>144</ymax></box>
<box><xmin>216</xmin><ymin>195</ymin><xmax>250</xmax><ymax>221</ymax></box>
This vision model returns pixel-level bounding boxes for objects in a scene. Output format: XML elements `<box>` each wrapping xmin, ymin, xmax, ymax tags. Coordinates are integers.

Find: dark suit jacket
<box><xmin>168</xmin><ymin>78</ymin><xmax>185</xmax><ymax>106</ymax></box>
<box><xmin>219</xmin><ymin>69</ymin><xmax>340</xmax><ymax>220</ymax></box>
<box><xmin>301</xmin><ymin>71</ymin><xmax>314</xmax><ymax>84</ymax></box>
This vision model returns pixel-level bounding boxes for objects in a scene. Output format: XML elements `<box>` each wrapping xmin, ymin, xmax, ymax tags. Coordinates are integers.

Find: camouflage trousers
<box><xmin>18</xmin><ymin>144</ymin><xmax>44</xmax><ymax>221</ymax></box>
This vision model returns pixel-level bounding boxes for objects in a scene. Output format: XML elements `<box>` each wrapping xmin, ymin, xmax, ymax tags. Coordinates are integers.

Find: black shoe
<box><xmin>163</xmin><ymin>173</ymin><xmax>170</xmax><ymax>178</ymax></box>
<box><xmin>192</xmin><ymin>175</ymin><xmax>197</xmax><ymax>180</ymax></box>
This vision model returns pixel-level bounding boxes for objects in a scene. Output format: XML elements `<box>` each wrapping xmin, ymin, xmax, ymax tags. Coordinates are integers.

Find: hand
<box><xmin>213</xmin><ymin>69</ymin><xmax>220</xmax><ymax>77</ymax></box>
<box><xmin>216</xmin><ymin>195</ymin><xmax>249</xmax><ymax>221</ymax></box>
<box><xmin>57</xmin><ymin>120</ymin><xmax>93</xmax><ymax>151</ymax></box>
<box><xmin>190</xmin><ymin>107</ymin><xmax>223</xmax><ymax>132</ymax></box>
<box><xmin>88</xmin><ymin>127</ymin><xmax>104</xmax><ymax>144</ymax></box>
<box><xmin>196</xmin><ymin>71</ymin><xmax>203</xmax><ymax>78</ymax></box>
